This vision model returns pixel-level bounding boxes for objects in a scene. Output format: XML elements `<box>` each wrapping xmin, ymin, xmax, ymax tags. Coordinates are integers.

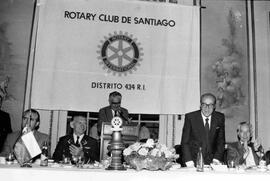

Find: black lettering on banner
<box><xmin>133</xmin><ymin>16</ymin><xmax>175</xmax><ymax>27</ymax></box>
<box><xmin>121</xmin><ymin>16</ymin><xmax>131</xmax><ymax>24</ymax></box>
<box><xmin>79</xmin><ymin>12</ymin><xmax>85</xmax><ymax>19</ymax></box>
<box><xmin>91</xmin><ymin>82</ymin><xmax>96</xmax><ymax>88</ymax></box>
<box><xmin>99</xmin><ymin>14</ymin><xmax>119</xmax><ymax>23</ymax></box>
<box><xmin>64</xmin><ymin>11</ymin><xmax>96</xmax><ymax>20</ymax></box>
<box><xmin>91</xmin><ymin>82</ymin><xmax>145</xmax><ymax>91</ymax></box>
<box><xmin>69</xmin><ymin>12</ymin><xmax>76</xmax><ymax>19</ymax></box>
<box><xmin>169</xmin><ymin>20</ymin><xmax>175</xmax><ymax>27</ymax></box>
<box><xmin>97</xmin><ymin>82</ymin><xmax>101</xmax><ymax>88</ymax></box>
<box><xmin>64</xmin><ymin>11</ymin><xmax>70</xmax><ymax>18</ymax></box>
<box><xmin>117</xmin><ymin>83</ymin><xmax>122</xmax><ymax>89</ymax></box>
<box><xmin>90</xmin><ymin>82</ymin><xmax>123</xmax><ymax>90</ymax></box>
<box><xmin>125</xmin><ymin>83</ymin><xmax>146</xmax><ymax>91</ymax></box>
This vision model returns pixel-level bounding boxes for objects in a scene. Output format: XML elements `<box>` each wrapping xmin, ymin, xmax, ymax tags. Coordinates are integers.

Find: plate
<box><xmin>82</xmin><ymin>164</ymin><xmax>102</xmax><ymax>169</ymax></box>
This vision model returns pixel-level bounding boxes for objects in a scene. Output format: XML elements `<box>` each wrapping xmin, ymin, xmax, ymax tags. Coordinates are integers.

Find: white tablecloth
<box><xmin>0</xmin><ymin>164</ymin><xmax>269</xmax><ymax>181</ymax></box>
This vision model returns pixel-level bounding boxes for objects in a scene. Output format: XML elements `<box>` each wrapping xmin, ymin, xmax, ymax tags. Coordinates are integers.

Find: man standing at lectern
<box><xmin>97</xmin><ymin>91</ymin><xmax>129</xmax><ymax>136</ymax></box>
<box><xmin>181</xmin><ymin>93</ymin><xmax>225</xmax><ymax>166</ymax></box>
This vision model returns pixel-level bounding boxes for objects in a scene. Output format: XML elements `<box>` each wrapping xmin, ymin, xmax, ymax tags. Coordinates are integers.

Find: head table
<box><xmin>0</xmin><ymin>163</ymin><xmax>269</xmax><ymax>181</ymax></box>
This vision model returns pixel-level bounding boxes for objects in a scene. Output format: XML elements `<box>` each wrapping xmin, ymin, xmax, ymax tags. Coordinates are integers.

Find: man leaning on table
<box><xmin>53</xmin><ymin>112</ymin><xmax>99</xmax><ymax>163</ymax></box>
<box><xmin>226</xmin><ymin>122</ymin><xmax>261</xmax><ymax>167</ymax></box>
<box><xmin>181</xmin><ymin>93</ymin><xmax>225</xmax><ymax>167</ymax></box>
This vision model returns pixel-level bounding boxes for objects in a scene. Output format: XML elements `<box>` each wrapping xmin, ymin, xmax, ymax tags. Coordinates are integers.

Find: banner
<box><xmin>31</xmin><ymin>0</ymin><xmax>200</xmax><ymax>114</ymax></box>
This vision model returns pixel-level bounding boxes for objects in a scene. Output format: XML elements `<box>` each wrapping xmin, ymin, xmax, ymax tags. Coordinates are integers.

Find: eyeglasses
<box><xmin>23</xmin><ymin>117</ymin><xmax>38</xmax><ymax>121</ymax></box>
<box><xmin>201</xmin><ymin>103</ymin><xmax>215</xmax><ymax>109</ymax></box>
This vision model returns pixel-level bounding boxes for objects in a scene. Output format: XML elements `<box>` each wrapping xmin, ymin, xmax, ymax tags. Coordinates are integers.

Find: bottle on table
<box><xmin>40</xmin><ymin>142</ymin><xmax>48</xmax><ymax>166</ymax></box>
<box><xmin>196</xmin><ymin>147</ymin><xmax>204</xmax><ymax>172</ymax></box>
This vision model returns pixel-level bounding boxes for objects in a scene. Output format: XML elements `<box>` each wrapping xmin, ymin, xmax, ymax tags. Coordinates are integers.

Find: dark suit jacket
<box><xmin>0</xmin><ymin>130</ymin><xmax>49</xmax><ymax>157</ymax></box>
<box><xmin>181</xmin><ymin>110</ymin><xmax>225</xmax><ymax>165</ymax></box>
<box><xmin>226</xmin><ymin>141</ymin><xmax>259</xmax><ymax>166</ymax></box>
<box><xmin>97</xmin><ymin>106</ymin><xmax>129</xmax><ymax>135</ymax></box>
<box><xmin>53</xmin><ymin>134</ymin><xmax>99</xmax><ymax>163</ymax></box>
<box><xmin>0</xmin><ymin>110</ymin><xmax>12</xmax><ymax>152</ymax></box>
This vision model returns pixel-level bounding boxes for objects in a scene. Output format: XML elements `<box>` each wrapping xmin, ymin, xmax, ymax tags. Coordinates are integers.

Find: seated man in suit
<box><xmin>181</xmin><ymin>93</ymin><xmax>225</xmax><ymax>167</ymax></box>
<box><xmin>53</xmin><ymin>112</ymin><xmax>99</xmax><ymax>163</ymax></box>
<box><xmin>0</xmin><ymin>109</ymin><xmax>49</xmax><ymax>163</ymax></box>
<box><xmin>97</xmin><ymin>91</ymin><xmax>129</xmax><ymax>136</ymax></box>
<box><xmin>0</xmin><ymin>96</ymin><xmax>12</xmax><ymax>152</ymax></box>
<box><xmin>227</xmin><ymin>122</ymin><xmax>261</xmax><ymax>167</ymax></box>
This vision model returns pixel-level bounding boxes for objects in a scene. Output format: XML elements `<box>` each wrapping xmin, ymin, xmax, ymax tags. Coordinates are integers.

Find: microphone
<box><xmin>116</xmin><ymin>109</ymin><xmax>131</xmax><ymax>123</ymax></box>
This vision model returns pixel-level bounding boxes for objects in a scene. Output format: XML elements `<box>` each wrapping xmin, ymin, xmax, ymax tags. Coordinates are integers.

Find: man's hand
<box><xmin>185</xmin><ymin>161</ymin><xmax>195</xmax><ymax>168</ymax></box>
<box><xmin>253</xmin><ymin>138</ymin><xmax>261</xmax><ymax>151</ymax></box>
<box><xmin>127</xmin><ymin>117</ymin><xmax>132</xmax><ymax>124</ymax></box>
<box><xmin>69</xmin><ymin>144</ymin><xmax>83</xmax><ymax>157</ymax></box>
<box><xmin>212</xmin><ymin>159</ymin><xmax>221</xmax><ymax>165</ymax></box>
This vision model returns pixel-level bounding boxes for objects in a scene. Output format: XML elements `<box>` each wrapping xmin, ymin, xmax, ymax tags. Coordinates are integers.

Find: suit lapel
<box><xmin>33</xmin><ymin>131</ymin><xmax>39</xmax><ymax>141</ymax></box>
<box><xmin>209</xmin><ymin>113</ymin><xmax>217</xmax><ymax>139</ymax></box>
<box><xmin>105</xmin><ymin>106</ymin><xmax>113</xmax><ymax>122</ymax></box>
<box><xmin>67</xmin><ymin>134</ymin><xmax>74</xmax><ymax>145</ymax></box>
<box><xmin>196</xmin><ymin>112</ymin><xmax>206</xmax><ymax>143</ymax></box>
<box><xmin>81</xmin><ymin>135</ymin><xmax>87</xmax><ymax>146</ymax></box>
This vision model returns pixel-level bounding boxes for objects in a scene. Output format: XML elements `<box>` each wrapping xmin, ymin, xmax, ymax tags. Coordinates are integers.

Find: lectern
<box><xmin>100</xmin><ymin>122</ymin><xmax>139</xmax><ymax>161</ymax></box>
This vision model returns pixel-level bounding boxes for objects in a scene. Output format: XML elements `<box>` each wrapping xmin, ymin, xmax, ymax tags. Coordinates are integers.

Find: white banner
<box><xmin>31</xmin><ymin>0</ymin><xmax>200</xmax><ymax>114</ymax></box>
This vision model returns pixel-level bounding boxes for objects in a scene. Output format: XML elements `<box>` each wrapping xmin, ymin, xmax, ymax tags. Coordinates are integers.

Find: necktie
<box><xmin>75</xmin><ymin>136</ymin><xmax>80</xmax><ymax>146</ymax></box>
<box><xmin>205</xmin><ymin>118</ymin><xmax>210</xmax><ymax>152</ymax></box>
<box><xmin>242</xmin><ymin>143</ymin><xmax>249</xmax><ymax>164</ymax></box>
<box><xmin>242</xmin><ymin>143</ymin><xmax>249</xmax><ymax>155</ymax></box>
<box><xmin>205</xmin><ymin>118</ymin><xmax>210</xmax><ymax>132</ymax></box>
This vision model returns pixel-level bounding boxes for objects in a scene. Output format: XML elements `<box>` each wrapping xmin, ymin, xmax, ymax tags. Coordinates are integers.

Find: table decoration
<box><xmin>123</xmin><ymin>139</ymin><xmax>179</xmax><ymax>171</ymax></box>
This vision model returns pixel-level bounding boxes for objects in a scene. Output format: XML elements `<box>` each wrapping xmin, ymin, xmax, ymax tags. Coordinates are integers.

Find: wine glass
<box><xmin>76</xmin><ymin>156</ymin><xmax>84</xmax><ymax>168</ymax></box>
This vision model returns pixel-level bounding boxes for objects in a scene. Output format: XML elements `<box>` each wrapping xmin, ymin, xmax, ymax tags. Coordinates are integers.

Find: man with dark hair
<box><xmin>181</xmin><ymin>93</ymin><xmax>225</xmax><ymax>166</ymax></box>
<box><xmin>0</xmin><ymin>109</ymin><xmax>49</xmax><ymax>160</ymax></box>
<box><xmin>97</xmin><ymin>91</ymin><xmax>129</xmax><ymax>136</ymax></box>
<box><xmin>53</xmin><ymin>113</ymin><xmax>99</xmax><ymax>163</ymax></box>
<box><xmin>227</xmin><ymin>122</ymin><xmax>261</xmax><ymax>167</ymax></box>
<box><xmin>0</xmin><ymin>96</ymin><xmax>12</xmax><ymax>152</ymax></box>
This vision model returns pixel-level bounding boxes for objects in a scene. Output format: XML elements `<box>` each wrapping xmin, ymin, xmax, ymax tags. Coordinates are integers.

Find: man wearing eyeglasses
<box><xmin>0</xmin><ymin>109</ymin><xmax>49</xmax><ymax>160</ymax></box>
<box><xmin>181</xmin><ymin>93</ymin><xmax>225</xmax><ymax>167</ymax></box>
<box><xmin>97</xmin><ymin>91</ymin><xmax>129</xmax><ymax>136</ymax></box>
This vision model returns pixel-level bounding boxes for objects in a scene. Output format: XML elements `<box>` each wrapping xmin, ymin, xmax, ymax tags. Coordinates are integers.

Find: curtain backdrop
<box><xmin>31</xmin><ymin>0</ymin><xmax>200</xmax><ymax>114</ymax></box>
<box><xmin>159</xmin><ymin>114</ymin><xmax>184</xmax><ymax>147</ymax></box>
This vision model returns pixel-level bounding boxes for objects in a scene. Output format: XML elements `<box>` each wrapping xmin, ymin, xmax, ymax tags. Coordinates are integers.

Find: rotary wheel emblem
<box><xmin>111</xmin><ymin>117</ymin><xmax>123</xmax><ymax>128</ymax></box>
<box><xmin>97</xmin><ymin>31</ymin><xmax>143</xmax><ymax>76</ymax></box>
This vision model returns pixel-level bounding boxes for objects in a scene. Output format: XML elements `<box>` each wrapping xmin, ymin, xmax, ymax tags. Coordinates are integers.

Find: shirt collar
<box><xmin>73</xmin><ymin>133</ymin><xmax>84</xmax><ymax>143</ymax></box>
<box><xmin>201</xmin><ymin>112</ymin><xmax>211</xmax><ymax>121</ymax></box>
<box><xmin>201</xmin><ymin>113</ymin><xmax>211</xmax><ymax>127</ymax></box>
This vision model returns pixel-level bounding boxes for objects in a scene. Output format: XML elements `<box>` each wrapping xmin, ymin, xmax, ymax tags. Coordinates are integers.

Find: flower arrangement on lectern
<box><xmin>123</xmin><ymin>139</ymin><xmax>179</xmax><ymax>171</ymax></box>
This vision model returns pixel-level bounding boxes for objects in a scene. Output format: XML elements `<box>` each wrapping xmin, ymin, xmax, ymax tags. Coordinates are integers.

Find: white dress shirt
<box><xmin>243</xmin><ymin>145</ymin><xmax>256</xmax><ymax>167</ymax></box>
<box><xmin>201</xmin><ymin>113</ymin><xmax>212</xmax><ymax>129</ymax></box>
<box><xmin>73</xmin><ymin>134</ymin><xmax>84</xmax><ymax>144</ymax></box>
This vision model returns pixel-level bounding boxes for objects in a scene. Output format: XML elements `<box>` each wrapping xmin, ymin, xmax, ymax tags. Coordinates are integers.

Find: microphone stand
<box><xmin>117</xmin><ymin>110</ymin><xmax>132</xmax><ymax>124</ymax></box>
